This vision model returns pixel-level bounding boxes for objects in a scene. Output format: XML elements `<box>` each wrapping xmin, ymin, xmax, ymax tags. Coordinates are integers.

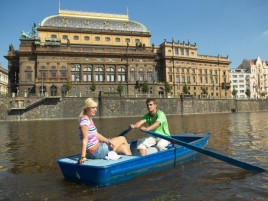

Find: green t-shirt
<box><xmin>142</xmin><ymin>110</ymin><xmax>170</xmax><ymax>136</ymax></box>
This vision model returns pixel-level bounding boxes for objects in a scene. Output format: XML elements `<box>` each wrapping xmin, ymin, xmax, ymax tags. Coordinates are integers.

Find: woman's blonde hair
<box><xmin>79</xmin><ymin>98</ymin><xmax>98</xmax><ymax>118</ymax></box>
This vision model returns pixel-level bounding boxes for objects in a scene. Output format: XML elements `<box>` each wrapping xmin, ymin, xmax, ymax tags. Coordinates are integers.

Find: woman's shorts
<box><xmin>88</xmin><ymin>142</ymin><xmax>112</xmax><ymax>159</ymax></box>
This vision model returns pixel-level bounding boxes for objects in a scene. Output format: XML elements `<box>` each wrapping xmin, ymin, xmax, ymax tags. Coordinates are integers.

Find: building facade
<box><xmin>156</xmin><ymin>40</ymin><xmax>231</xmax><ymax>98</ymax></box>
<box><xmin>232</xmin><ymin>57</ymin><xmax>268</xmax><ymax>99</ymax></box>
<box><xmin>0</xmin><ymin>63</ymin><xmax>8</xmax><ymax>96</ymax></box>
<box><xmin>5</xmin><ymin>9</ymin><xmax>231</xmax><ymax>98</ymax></box>
<box><xmin>230</xmin><ymin>68</ymin><xmax>250</xmax><ymax>99</ymax></box>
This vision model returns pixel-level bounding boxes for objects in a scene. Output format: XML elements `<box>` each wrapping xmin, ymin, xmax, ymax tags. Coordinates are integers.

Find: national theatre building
<box><xmin>5</xmin><ymin>9</ymin><xmax>231</xmax><ymax>98</ymax></box>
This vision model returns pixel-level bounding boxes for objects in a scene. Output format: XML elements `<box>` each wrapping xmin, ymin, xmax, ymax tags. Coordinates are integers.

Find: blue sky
<box><xmin>1</xmin><ymin>0</ymin><xmax>268</xmax><ymax>69</ymax></box>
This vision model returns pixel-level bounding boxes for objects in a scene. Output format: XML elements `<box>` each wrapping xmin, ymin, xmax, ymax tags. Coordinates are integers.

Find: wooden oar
<box><xmin>146</xmin><ymin>130</ymin><xmax>266</xmax><ymax>173</ymax></box>
<box><xmin>118</xmin><ymin>127</ymin><xmax>132</xmax><ymax>136</ymax></box>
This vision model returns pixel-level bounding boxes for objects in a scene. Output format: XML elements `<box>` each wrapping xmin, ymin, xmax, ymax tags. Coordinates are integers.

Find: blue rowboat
<box><xmin>57</xmin><ymin>132</ymin><xmax>211</xmax><ymax>186</ymax></box>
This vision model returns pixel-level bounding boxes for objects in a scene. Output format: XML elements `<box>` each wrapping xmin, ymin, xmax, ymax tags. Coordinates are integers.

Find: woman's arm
<box><xmin>78</xmin><ymin>125</ymin><xmax>88</xmax><ymax>164</ymax></box>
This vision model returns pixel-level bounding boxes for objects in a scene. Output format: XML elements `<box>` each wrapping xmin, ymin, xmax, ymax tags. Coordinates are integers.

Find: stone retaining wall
<box><xmin>1</xmin><ymin>97</ymin><xmax>268</xmax><ymax>121</ymax></box>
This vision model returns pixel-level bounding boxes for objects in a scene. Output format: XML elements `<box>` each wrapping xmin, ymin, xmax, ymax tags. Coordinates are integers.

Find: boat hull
<box><xmin>57</xmin><ymin>132</ymin><xmax>210</xmax><ymax>186</ymax></box>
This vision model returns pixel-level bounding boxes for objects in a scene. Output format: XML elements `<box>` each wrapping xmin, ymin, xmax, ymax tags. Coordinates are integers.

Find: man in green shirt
<box><xmin>130</xmin><ymin>98</ymin><xmax>171</xmax><ymax>156</ymax></box>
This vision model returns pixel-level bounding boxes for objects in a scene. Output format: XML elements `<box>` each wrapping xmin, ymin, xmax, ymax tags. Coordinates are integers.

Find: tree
<box><xmin>183</xmin><ymin>83</ymin><xmax>189</xmax><ymax>94</ymax></box>
<box><xmin>260</xmin><ymin>92</ymin><xmax>267</xmax><ymax>99</ymax></box>
<box><xmin>141</xmin><ymin>81</ymin><xmax>149</xmax><ymax>93</ymax></box>
<box><xmin>245</xmin><ymin>88</ymin><xmax>251</xmax><ymax>99</ymax></box>
<box><xmin>201</xmin><ymin>87</ymin><xmax>208</xmax><ymax>97</ymax></box>
<box><xmin>65</xmin><ymin>79</ymin><xmax>72</xmax><ymax>92</ymax></box>
<box><xmin>164</xmin><ymin>82</ymin><xmax>171</xmax><ymax>97</ymax></box>
<box><xmin>231</xmin><ymin>88</ymin><xmax>238</xmax><ymax>99</ymax></box>
<box><xmin>90</xmin><ymin>82</ymin><xmax>96</xmax><ymax>92</ymax></box>
<box><xmin>117</xmin><ymin>82</ymin><xmax>124</xmax><ymax>97</ymax></box>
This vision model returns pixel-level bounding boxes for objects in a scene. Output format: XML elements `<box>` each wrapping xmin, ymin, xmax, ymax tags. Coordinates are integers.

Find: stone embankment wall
<box><xmin>1</xmin><ymin>97</ymin><xmax>268</xmax><ymax>121</ymax></box>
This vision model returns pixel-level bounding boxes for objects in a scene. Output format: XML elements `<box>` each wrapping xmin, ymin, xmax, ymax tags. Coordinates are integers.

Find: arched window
<box><xmin>106</xmin><ymin>67</ymin><xmax>115</xmax><ymax>82</ymax></box>
<box><xmin>130</xmin><ymin>67</ymin><xmax>136</xmax><ymax>82</ymax></box>
<box><xmin>83</xmin><ymin>66</ymin><xmax>92</xmax><ymax>82</ymax></box>
<box><xmin>50</xmin><ymin>85</ymin><xmax>57</xmax><ymax>96</ymax></box>
<box><xmin>71</xmin><ymin>64</ymin><xmax>80</xmax><ymax>81</ymax></box>
<box><xmin>117</xmin><ymin>67</ymin><xmax>126</xmax><ymax>82</ymax></box>
<box><xmin>95</xmin><ymin>66</ymin><xmax>104</xmax><ymax>82</ymax></box>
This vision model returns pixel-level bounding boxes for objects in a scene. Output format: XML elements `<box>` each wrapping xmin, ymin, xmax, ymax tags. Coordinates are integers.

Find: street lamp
<box><xmin>41</xmin><ymin>74</ymin><xmax>44</xmax><ymax>97</ymax></box>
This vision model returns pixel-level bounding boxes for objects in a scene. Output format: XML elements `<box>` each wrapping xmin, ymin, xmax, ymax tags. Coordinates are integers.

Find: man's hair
<box><xmin>146</xmin><ymin>98</ymin><xmax>157</xmax><ymax>104</ymax></box>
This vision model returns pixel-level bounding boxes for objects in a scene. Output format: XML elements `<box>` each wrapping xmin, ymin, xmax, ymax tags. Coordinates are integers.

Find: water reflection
<box><xmin>0</xmin><ymin>112</ymin><xmax>267</xmax><ymax>200</ymax></box>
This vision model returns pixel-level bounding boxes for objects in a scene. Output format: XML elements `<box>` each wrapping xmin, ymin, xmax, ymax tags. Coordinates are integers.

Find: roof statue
<box><xmin>31</xmin><ymin>23</ymin><xmax>37</xmax><ymax>38</ymax></box>
<box><xmin>20</xmin><ymin>30</ymin><xmax>31</xmax><ymax>39</ymax></box>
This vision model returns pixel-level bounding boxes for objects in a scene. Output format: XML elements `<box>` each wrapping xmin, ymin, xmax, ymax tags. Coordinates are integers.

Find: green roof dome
<box><xmin>40</xmin><ymin>10</ymin><xmax>150</xmax><ymax>33</ymax></box>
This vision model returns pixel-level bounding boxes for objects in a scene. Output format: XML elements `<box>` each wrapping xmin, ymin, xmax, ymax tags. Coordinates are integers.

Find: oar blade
<box><xmin>146</xmin><ymin>131</ymin><xmax>266</xmax><ymax>173</ymax></box>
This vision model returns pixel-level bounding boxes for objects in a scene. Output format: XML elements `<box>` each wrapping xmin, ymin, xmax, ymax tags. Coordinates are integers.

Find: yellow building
<box><xmin>156</xmin><ymin>40</ymin><xmax>231</xmax><ymax>98</ymax></box>
<box><xmin>6</xmin><ymin>9</ymin><xmax>156</xmax><ymax>97</ymax></box>
<box><xmin>5</xmin><ymin>9</ymin><xmax>231</xmax><ymax>98</ymax></box>
<box><xmin>0</xmin><ymin>64</ymin><xmax>8</xmax><ymax>96</ymax></box>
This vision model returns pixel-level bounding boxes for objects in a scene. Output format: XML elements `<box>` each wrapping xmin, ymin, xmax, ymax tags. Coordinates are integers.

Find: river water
<box><xmin>0</xmin><ymin>112</ymin><xmax>267</xmax><ymax>201</ymax></box>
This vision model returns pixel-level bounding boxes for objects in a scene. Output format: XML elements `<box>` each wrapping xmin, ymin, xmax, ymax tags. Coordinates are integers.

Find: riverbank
<box><xmin>1</xmin><ymin>96</ymin><xmax>268</xmax><ymax>121</ymax></box>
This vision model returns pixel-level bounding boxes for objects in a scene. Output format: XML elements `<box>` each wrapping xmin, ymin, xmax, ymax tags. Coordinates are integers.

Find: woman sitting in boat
<box><xmin>78</xmin><ymin>98</ymin><xmax>132</xmax><ymax>164</ymax></box>
<box><xmin>130</xmin><ymin>98</ymin><xmax>171</xmax><ymax>156</ymax></box>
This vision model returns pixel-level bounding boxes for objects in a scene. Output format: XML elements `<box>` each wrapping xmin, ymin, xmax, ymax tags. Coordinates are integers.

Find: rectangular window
<box><xmin>181</xmin><ymin>75</ymin><xmax>185</xmax><ymax>83</ymax></box>
<box><xmin>125</xmin><ymin>38</ymin><xmax>130</xmax><ymax>43</ymax></box>
<box><xmin>118</xmin><ymin>75</ymin><xmax>126</xmax><ymax>82</ymax></box>
<box><xmin>139</xmin><ymin>73</ymin><xmax>144</xmax><ymax>81</ymax></box>
<box><xmin>169</xmin><ymin>75</ymin><xmax>173</xmax><ymax>82</ymax></box>
<box><xmin>115</xmin><ymin>38</ymin><xmax>120</xmax><ymax>42</ymax></box>
<box><xmin>174</xmin><ymin>47</ymin><xmax>178</xmax><ymax>55</ymax></box>
<box><xmin>192</xmin><ymin>76</ymin><xmax>196</xmax><ymax>83</ymax></box>
<box><xmin>26</xmin><ymin>73</ymin><xmax>32</xmax><ymax>81</ymax></box>
<box><xmin>105</xmin><ymin>37</ymin><xmax>110</xmax><ymax>42</ymax></box>
<box><xmin>147</xmin><ymin>73</ymin><xmax>153</xmax><ymax>82</ymax></box>
<box><xmin>73</xmin><ymin>36</ymin><xmax>79</xmax><ymax>40</ymax></box>
<box><xmin>51</xmin><ymin>72</ymin><xmax>57</xmax><ymax>78</ymax></box>
<box><xmin>83</xmin><ymin>74</ymin><xmax>91</xmax><ymax>81</ymax></box>
<box><xmin>185</xmin><ymin>49</ymin><xmax>189</xmax><ymax>56</ymax></box>
<box><xmin>84</xmin><ymin>36</ymin><xmax>90</xmax><ymax>41</ymax></box>
<box><xmin>135</xmin><ymin>39</ymin><xmax>140</xmax><ymax>43</ymax></box>
<box><xmin>180</xmin><ymin>48</ymin><xmax>184</xmax><ymax>55</ymax></box>
<box><xmin>61</xmin><ymin>72</ymin><xmax>66</xmax><ymax>78</ymax></box>
<box><xmin>95</xmin><ymin>36</ymin><xmax>100</xmax><ymax>41</ymax></box>
<box><xmin>187</xmin><ymin>76</ymin><xmax>190</xmax><ymax>83</ymax></box>
<box><xmin>130</xmin><ymin>72</ymin><xmax>136</xmax><ymax>81</ymax></box>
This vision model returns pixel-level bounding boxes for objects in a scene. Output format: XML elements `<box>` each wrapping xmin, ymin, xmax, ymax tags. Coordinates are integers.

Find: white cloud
<box><xmin>262</xmin><ymin>31</ymin><xmax>268</xmax><ymax>36</ymax></box>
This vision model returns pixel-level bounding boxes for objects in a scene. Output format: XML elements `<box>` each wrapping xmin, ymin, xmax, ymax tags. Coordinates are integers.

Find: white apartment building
<box><xmin>230</xmin><ymin>68</ymin><xmax>250</xmax><ymax>99</ymax></box>
<box><xmin>0</xmin><ymin>63</ymin><xmax>8</xmax><ymax>96</ymax></box>
<box><xmin>230</xmin><ymin>57</ymin><xmax>268</xmax><ymax>99</ymax></box>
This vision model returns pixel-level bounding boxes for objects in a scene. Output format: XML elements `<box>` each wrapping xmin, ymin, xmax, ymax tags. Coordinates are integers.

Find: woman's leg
<box><xmin>110</xmin><ymin>136</ymin><xmax>132</xmax><ymax>155</ymax></box>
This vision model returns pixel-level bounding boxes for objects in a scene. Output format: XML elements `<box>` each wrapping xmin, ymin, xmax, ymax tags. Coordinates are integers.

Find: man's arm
<box><xmin>140</xmin><ymin>121</ymin><xmax>160</xmax><ymax>132</ymax></box>
<box><xmin>130</xmin><ymin>119</ymin><xmax>146</xmax><ymax>129</ymax></box>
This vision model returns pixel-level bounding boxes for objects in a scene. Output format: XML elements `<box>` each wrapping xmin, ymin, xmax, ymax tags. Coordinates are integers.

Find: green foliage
<box><xmin>117</xmin><ymin>82</ymin><xmax>124</xmax><ymax>95</ymax></box>
<box><xmin>164</xmin><ymin>82</ymin><xmax>171</xmax><ymax>94</ymax></box>
<box><xmin>201</xmin><ymin>87</ymin><xmax>208</xmax><ymax>95</ymax></box>
<box><xmin>232</xmin><ymin>88</ymin><xmax>238</xmax><ymax>98</ymax></box>
<box><xmin>245</xmin><ymin>88</ymin><xmax>251</xmax><ymax>98</ymax></box>
<box><xmin>65</xmin><ymin>79</ymin><xmax>72</xmax><ymax>92</ymax></box>
<box><xmin>183</xmin><ymin>83</ymin><xmax>189</xmax><ymax>94</ymax></box>
<box><xmin>141</xmin><ymin>81</ymin><xmax>149</xmax><ymax>93</ymax></box>
<box><xmin>260</xmin><ymin>92</ymin><xmax>267</xmax><ymax>97</ymax></box>
<box><xmin>90</xmin><ymin>82</ymin><xmax>96</xmax><ymax>92</ymax></box>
